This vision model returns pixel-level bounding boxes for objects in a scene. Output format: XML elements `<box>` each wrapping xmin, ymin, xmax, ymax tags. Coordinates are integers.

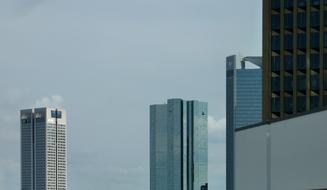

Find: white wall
<box><xmin>235</xmin><ymin>110</ymin><xmax>327</xmax><ymax>190</ymax></box>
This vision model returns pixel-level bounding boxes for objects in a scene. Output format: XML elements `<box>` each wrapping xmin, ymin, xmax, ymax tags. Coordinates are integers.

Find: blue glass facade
<box><xmin>226</xmin><ymin>55</ymin><xmax>262</xmax><ymax>190</ymax></box>
<box><xmin>150</xmin><ymin>99</ymin><xmax>208</xmax><ymax>190</ymax></box>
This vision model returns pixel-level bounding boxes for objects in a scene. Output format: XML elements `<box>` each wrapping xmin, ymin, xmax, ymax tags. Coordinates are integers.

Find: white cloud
<box><xmin>34</xmin><ymin>95</ymin><xmax>64</xmax><ymax>108</ymax></box>
<box><xmin>208</xmin><ymin>115</ymin><xmax>226</xmax><ymax>144</ymax></box>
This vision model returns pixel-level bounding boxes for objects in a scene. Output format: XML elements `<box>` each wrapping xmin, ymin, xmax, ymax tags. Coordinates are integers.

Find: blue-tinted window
<box><xmin>297</xmin><ymin>12</ymin><xmax>306</xmax><ymax>28</ymax></box>
<box><xmin>284</xmin><ymin>97</ymin><xmax>293</xmax><ymax>113</ymax></box>
<box><xmin>298</xmin><ymin>0</ymin><xmax>306</xmax><ymax>7</ymax></box>
<box><xmin>285</xmin><ymin>34</ymin><xmax>293</xmax><ymax>50</ymax></box>
<box><xmin>297</xmin><ymin>54</ymin><xmax>306</xmax><ymax>70</ymax></box>
<box><xmin>311</xmin><ymin>32</ymin><xmax>320</xmax><ymax>49</ymax></box>
<box><xmin>297</xmin><ymin>33</ymin><xmax>306</xmax><ymax>49</ymax></box>
<box><xmin>310</xmin><ymin>53</ymin><xmax>320</xmax><ymax>69</ymax></box>
<box><xmin>271</xmin><ymin>97</ymin><xmax>281</xmax><ymax>113</ymax></box>
<box><xmin>324</xmin><ymin>73</ymin><xmax>327</xmax><ymax>89</ymax></box>
<box><xmin>311</xmin><ymin>75</ymin><xmax>320</xmax><ymax>91</ymax></box>
<box><xmin>284</xmin><ymin>14</ymin><xmax>293</xmax><ymax>29</ymax></box>
<box><xmin>297</xmin><ymin>96</ymin><xmax>306</xmax><ymax>112</ymax></box>
<box><xmin>284</xmin><ymin>55</ymin><xmax>293</xmax><ymax>71</ymax></box>
<box><xmin>51</xmin><ymin>110</ymin><xmax>62</xmax><ymax>119</ymax></box>
<box><xmin>284</xmin><ymin>76</ymin><xmax>293</xmax><ymax>91</ymax></box>
<box><xmin>284</xmin><ymin>0</ymin><xmax>293</xmax><ymax>9</ymax></box>
<box><xmin>272</xmin><ymin>77</ymin><xmax>280</xmax><ymax>92</ymax></box>
<box><xmin>325</xmin><ymin>11</ymin><xmax>327</xmax><ymax>26</ymax></box>
<box><xmin>272</xmin><ymin>36</ymin><xmax>280</xmax><ymax>51</ymax></box>
<box><xmin>311</xmin><ymin>95</ymin><xmax>319</xmax><ymax>109</ymax></box>
<box><xmin>311</xmin><ymin>12</ymin><xmax>320</xmax><ymax>28</ymax></box>
<box><xmin>271</xmin><ymin>56</ymin><xmax>281</xmax><ymax>72</ymax></box>
<box><xmin>272</xmin><ymin>0</ymin><xmax>281</xmax><ymax>9</ymax></box>
<box><xmin>272</xmin><ymin>14</ymin><xmax>280</xmax><ymax>30</ymax></box>
<box><xmin>311</xmin><ymin>0</ymin><xmax>320</xmax><ymax>6</ymax></box>
<box><xmin>297</xmin><ymin>75</ymin><xmax>306</xmax><ymax>91</ymax></box>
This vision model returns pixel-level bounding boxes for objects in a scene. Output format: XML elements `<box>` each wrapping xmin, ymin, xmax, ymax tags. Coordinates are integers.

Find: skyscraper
<box><xmin>226</xmin><ymin>55</ymin><xmax>263</xmax><ymax>190</ymax></box>
<box><xmin>263</xmin><ymin>0</ymin><xmax>327</xmax><ymax>121</ymax></box>
<box><xmin>150</xmin><ymin>99</ymin><xmax>208</xmax><ymax>190</ymax></box>
<box><xmin>21</xmin><ymin>107</ymin><xmax>67</xmax><ymax>190</ymax></box>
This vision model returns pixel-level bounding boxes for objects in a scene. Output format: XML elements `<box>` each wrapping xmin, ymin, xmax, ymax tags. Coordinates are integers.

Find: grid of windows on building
<box><xmin>265</xmin><ymin>0</ymin><xmax>327</xmax><ymax>120</ymax></box>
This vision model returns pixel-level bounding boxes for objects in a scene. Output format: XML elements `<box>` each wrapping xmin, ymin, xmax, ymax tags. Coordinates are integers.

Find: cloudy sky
<box><xmin>0</xmin><ymin>0</ymin><xmax>261</xmax><ymax>189</ymax></box>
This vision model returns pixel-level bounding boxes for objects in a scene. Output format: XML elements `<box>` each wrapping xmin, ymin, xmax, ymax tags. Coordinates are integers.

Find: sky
<box><xmin>0</xmin><ymin>0</ymin><xmax>262</xmax><ymax>189</ymax></box>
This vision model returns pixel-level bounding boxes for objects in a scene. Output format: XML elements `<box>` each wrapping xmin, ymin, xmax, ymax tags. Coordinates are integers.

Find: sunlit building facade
<box><xmin>21</xmin><ymin>108</ymin><xmax>67</xmax><ymax>190</ymax></box>
<box><xmin>150</xmin><ymin>99</ymin><xmax>208</xmax><ymax>190</ymax></box>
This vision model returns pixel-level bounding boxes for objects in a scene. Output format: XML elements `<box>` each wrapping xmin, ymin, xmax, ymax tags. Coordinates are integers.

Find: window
<box><xmin>311</xmin><ymin>75</ymin><xmax>319</xmax><ymax>91</ymax></box>
<box><xmin>297</xmin><ymin>75</ymin><xmax>306</xmax><ymax>91</ymax></box>
<box><xmin>271</xmin><ymin>56</ymin><xmax>281</xmax><ymax>72</ymax></box>
<box><xmin>311</xmin><ymin>95</ymin><xmax>319</xmax><ymax>109</ymax></box>
<box><xmin>271</xmin><ymin>97</ymin><xmax>281</xmax><ymax>113</ymax></box>
<box><xmin>51</xmin><ymin>110</ymin><xmax>62</xmax><ymax>119</ymax></box>
<box><xmin>284</xmin><ymin>76</ymin><xmax>293</xmax><ymax>91</ymax></box>
<box><xmin>310</xmin><ymin>53</ymin><xmax>320</xmax><ymax>69</ymax></box>
<box><xmin>311</xmin><ymin>11</ymin><xmax>320</xmax><ymax>28</ymax></box>
<box><xmin>297</xmin><ymin>33</ymin><xmax>306</xmax><ymax>49</ymax></box>
<box><xmin>285</xmin><ymin>34</ymin><xmax>293</xmax><ymax>50</ymax></box>
<box><xmin>284</xmin><ymin>97</ymin><xmax>293</xmax><ymax>113</ymax></box>
<box><xmin>297</xmin><ymin>54</ymin><xmax>306</xmax><ymax>70</ymax></box>
<box><xmin>311</xmin><ymin>0</ymin><xmax>320</xmax><ymax>6</ymax></box>
<box><xmin>324</xmin><ymin>54</ymin><xmax>327</xmax><ymax>69</ymax></box>
<box><xmin>272</xmin><ymin>76</ymin><xmax>280</xmax><ymax>92</ymax></box>
<box><xmin>325</xmin><ymin>11</ymin><xmax>327</xmax><ymax>26</ymax></box>
<box><xmin>272</xmin><ymin>14</ymin><xmax>280</xmax><ymax>30</ymax></box>
<box><xmin>284</xmin><ymin>0</ymin><xmax>293</xmax><ymax>9</ymax></box>
<box><xmin>272</xmin><ymin>36</ymin><xmax>280</xmax><ymax>51</ymax></box>
<box><xmin>284</xmin><ymin>13</ymin><xmax>293</xmax><ymax>29</ymax></box>
<box><xmin>297</xmin><ymin>12</ymin><xmax>306</xmax><ymax>28</ymax></box>
<box><xmin>297</xmin><ymin>96</ymin><xmax>306</xmax><ymax>112</ymax></box>
<box><xmin>284</xmin><ymin>55</ymin><xmax>293</xmax><ymax>71</ymax></box>
<box><xmin>311</xmin><ymin>32</ymin><xmax>320</xmax><ymax>49</ymax></box>
<box><xmin>272</xmin><ymin>0</ymin><xmax>281</xmax><ymax>9</ymax></box>
<box><xmin>298</xmin><ymin>0</ymin><xmax>306</xmax><ymax>7</ymax></box>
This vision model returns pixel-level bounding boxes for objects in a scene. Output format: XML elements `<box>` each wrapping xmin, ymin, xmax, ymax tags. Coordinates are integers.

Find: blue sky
<box><xmin>0</xmin><ymin>0</ymin><xmax>261</xmax><ymax>189</ymax></box>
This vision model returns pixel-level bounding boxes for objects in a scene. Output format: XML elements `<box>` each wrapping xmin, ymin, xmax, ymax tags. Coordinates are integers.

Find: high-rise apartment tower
<box><xmin>263</xmin><ymin>0</ymin><xmax>327</xmax><ymax>120</ymax></box>
<box><xmin>150</xmin><ymin>99</ymin><xmax>208</xmax><ymax>190</ymax></box>
<box><xmin>21</xmin><ymin>108</ymin><xmax>67</xmax><ymax>190</ymax></box>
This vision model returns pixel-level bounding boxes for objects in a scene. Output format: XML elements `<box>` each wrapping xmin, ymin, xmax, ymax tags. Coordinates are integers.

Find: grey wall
<box><xmin>235</xmin><ymin>110</ymin><xmax>327</xmax><ymax>190</ymax></box>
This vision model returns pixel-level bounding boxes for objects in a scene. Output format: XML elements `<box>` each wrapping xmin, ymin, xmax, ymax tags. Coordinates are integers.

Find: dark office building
<box><xmin>263</xmin><ymin>0</ymin><xmax>327</xmax><ymax>121</ymax></box>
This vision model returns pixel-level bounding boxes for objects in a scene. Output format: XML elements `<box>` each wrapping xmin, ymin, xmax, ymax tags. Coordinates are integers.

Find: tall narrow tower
<box><xmin>21</xmin><ymin>107</ymin><xmax>67</xmax><ymax>190</ymax></box>
<box><xmin>150</xmin><ymin>99</ymin><xmax>208</xmax><ymax>190</ymax></box>
<box><xmin>226</xmin><ymin>55</ymin><xmax>263</xmax><ymax>190</ymax></box>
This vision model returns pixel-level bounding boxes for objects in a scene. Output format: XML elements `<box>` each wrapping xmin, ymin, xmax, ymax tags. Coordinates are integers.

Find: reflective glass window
<box><xmin>284</xmin><ymin>55</ymin><xmax>293</xmax><ymax>71</ymax></box>
<box><xmin>311</xmin><ymin>32</ymin><xmax>320</xmax><ymax>49</ymax></box>
<box><xmin>297</xmin><ymin>12</ymin><xmax>306</xmax><ymax>28</ymax></box>
<box><xmin>311</xmin><ymin>11</ymin><xmax>320</xmax><ymax>28</ymax></box>
<box><xmin>297</xmin><ymin>96</ymin><xmax>306</xmax><ymax>112</ymax></box>
<box><xmin>272</xmin><ymin>36</ymin><xmax>281</xmax><ymax>51</ymax></box>
<box><xmin>285</xmin><ymin>34</ymin><xmax>293</xmax><ymax>50</ymax></box>
<box><xmin>310</xmin><ymin>53</ymin><xmax>320</xmax><ymax>69</ymax></box>
<box><xmin>297</xmin><ymin>54</ymin><xmax>306</xmax><ymax>70</ymax></box>
<box><xmin>297</xmin><ymin>33</ymin><xmax>306</xmax><ymax>49</ymax></box>
<box><xmin>272</xmin><ymin>56</ymin><xmax>281</xmax><ymax>72</ymax></box>
<box><xmin>272</xmin><ymin>14</ymin><xmax>280</xmax><ymax>30</ymax></box>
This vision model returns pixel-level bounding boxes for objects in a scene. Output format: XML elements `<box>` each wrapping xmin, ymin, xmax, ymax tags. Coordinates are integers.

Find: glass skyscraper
<box><xmin>150</xmin><ymin>99</ymin><xmax>208</xmax><ymax>190</ymax></box>
<box><xmin>21</xmin><ymin>108</ymin><xmax>67</xmax><ymax>190</ymax></box>
<box><xmin>226</xmin><ymin>55</ymin><xmax>263</xmax><ymax>190</ymax></box>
